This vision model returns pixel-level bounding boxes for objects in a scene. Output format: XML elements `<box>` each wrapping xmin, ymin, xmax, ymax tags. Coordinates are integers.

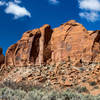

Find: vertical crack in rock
<box><xmin>63</xmin><ymin>26</ymin><xmax>73</xmax><ymax>41</ymax></box>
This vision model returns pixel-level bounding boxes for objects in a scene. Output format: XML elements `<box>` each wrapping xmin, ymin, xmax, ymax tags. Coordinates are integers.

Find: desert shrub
<box><xmin>0</xmin><ymin>87</ymin><xmax>100</xmax><ymax>100</ymax></box>
<box><xmin>0</xmin><ymin>87</ymin><xmax>26</xmax><ymax>100</ymax></box>
<box><xmin>61</xmin><ymin>91</ymin><xmax>81</xmax><ymax>100</ymax></box>
<box><xmin>41</xmin><ymin>91</ymin><xmax>57</xmax><ymax>100</ymax></box>
<box><xmin>89</xmin><ymin>81</ymin><xmax>97</xmax><ymax>86</ymax></box>
<box><xmin>23</xmin><ymin>90</ymin><xmax>44</xmax><ymax>100</ymax></box>
<box><xmin>75</xmin><ymin>86</ymin><xmax>89</xmax><ymax>93</ymax></box>
<box><xmin>83</xmin><ymin>95</ymin><xmax>100</xmax><ymax>100</ymax></box>
<box><xmin>79</xmin><ymin>67</ymin><xmax>85</xmax><ymax>72</ymax></box>
<box><xmin>93</xmin><ymin>86</ymin><xmax>99</xmax><ymax>90</ymax></box>
<box><xmin>1</xmin><ymin>80</ymin><xmax>37</xmax><ymax>92</ymax></box>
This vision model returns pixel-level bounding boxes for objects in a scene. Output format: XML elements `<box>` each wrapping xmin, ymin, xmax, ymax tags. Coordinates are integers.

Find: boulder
<box><xmin>5</xmin><ymin>20</ymin><xmax>100</xmax><ymax>67</ymax></box>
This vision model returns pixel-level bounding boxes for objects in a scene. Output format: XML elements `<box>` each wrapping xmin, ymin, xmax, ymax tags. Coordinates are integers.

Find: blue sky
<box><xmin>0</xmin><ymin>0</ymin><xmax>100</xmax><ymax>54</ymax></box>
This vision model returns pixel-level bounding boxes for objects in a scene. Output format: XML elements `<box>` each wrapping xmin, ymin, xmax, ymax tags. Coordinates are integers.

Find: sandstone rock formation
<box><xmin>0</xmin><ymin>48</ymin><xmax>4</xmax><ymax>66</ymax></box>
<box><xmin>5</xmin><ymin>24</ymin><xmax>52</xmax><ymax>66</ymax></box>
<box><xmin>1</xmin><ymin>20</ymin><xmax>100</xmax><ymax>95</ymax></box>
<box><xmin>5</xmin><ymin>20</ymin><xmax>100</xmax><ymax>67</ymax></box>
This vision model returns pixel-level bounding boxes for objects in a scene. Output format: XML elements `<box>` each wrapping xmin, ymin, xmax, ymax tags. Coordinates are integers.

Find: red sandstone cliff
<box><xmin>5</xmin><ymin>20</ymin><xmax>100</xmax><ymax>67</ymax></box>
<box><xmin>0</xmin><ymin>20</ymin><xmax>100</xmax><ymax>95</ymax></box>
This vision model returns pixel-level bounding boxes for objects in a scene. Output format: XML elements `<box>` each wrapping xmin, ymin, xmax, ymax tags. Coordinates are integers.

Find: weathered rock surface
<box><xmin>1</xmin><ymin>20</ymin><xmax>100</xmax><ymax>95</ymax></box>
<box><xmin>51</xmin><ymin>20</ymin><xmax>100</xmax><ymax>65</ymax></box>
<box><xmin>5</xmin><ymin>25</ymin><xmax>52</xmax><ymax>66</ymax></box>
<box><xmin>0</xmin><ymin>48</ymin><xmax>4</xmax><ymax>66</ymax></box>
<box><xmin>5</xmin><ymin>20</ymin><xmax>100</xmax><ymax>67</ymax></box>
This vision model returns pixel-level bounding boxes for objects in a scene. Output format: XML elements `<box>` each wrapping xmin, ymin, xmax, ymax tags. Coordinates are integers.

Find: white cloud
<box><xmin>78</xmin><ymin>0</ymin><xmax>100</xmax><ymax>22</ymax></box>
<box><xmin>14</xmin><ymin>0</ymin><xmax>21</xmax><ymax>4</ymax></box>
<box><xmin>79</xmin><ymin>0</ymin><xmax>100</xmax><ymax>11</ymax></box>
<box><xmin>5</xmin><ymin>2</ymin><xmax>31</xmax><ymax>19</ymax></box>
<box><xmin>79</xmin><ymin>12</ymin><xmax>99</xmax><ymax>22</ymax></box>
<box><xmin>0</xmin><ymin>0</ymin><xmax>31</xmax><ymax>19</ymax></box>
<box><xmin>49</xmin><ymin>0</ymin><xmax>60</xmax><ymax>4</ymax></box>
<box><xmin>0</xmin><ymin>1</ymin><xmax>6</xmax><ymax>6</ymax></box>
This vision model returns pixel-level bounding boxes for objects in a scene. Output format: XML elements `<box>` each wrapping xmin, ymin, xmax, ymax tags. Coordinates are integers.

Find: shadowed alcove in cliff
<box><xmin>92</xmin><ymin>31</ymin><xmax>100</xmax><ymax>61</ymax></box>
<box><xmin>43</xmin><ymin>27</ymin><xmax>53</xmax><ymax>64</ymax></box>
<box><xmin>30</xmin><ymin>33</ymin><xmax>41</xmax><ymax>64</ymax></box>
<box><xmin>29</xmin><ymin>26</ymin><xmax>53</xmax><ymax>65</ymax></box>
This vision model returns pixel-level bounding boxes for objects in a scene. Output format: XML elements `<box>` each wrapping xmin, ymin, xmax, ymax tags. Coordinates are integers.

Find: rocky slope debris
<box><xmin>1</xmin><ymin>62</ymin><xmax>100</xmax><ymax>95</ymax></box>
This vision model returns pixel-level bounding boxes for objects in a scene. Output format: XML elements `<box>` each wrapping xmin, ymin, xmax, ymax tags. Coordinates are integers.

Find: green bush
<box><xmin>89</xmin><ymin>81</ymin><xmax>97</xmax><ymax>86</ymax></box>
<box><xmin>0</xmin><ymin>87</ymin><xmax>26</xmax><ymax>100</ymax></box>
<box><xmin>0</xmin><ymin>87</ymin><xmax>100</xmax><ymax>100</ymax></box>
<box><xmin>75</xmin><ymin>86</ymin><xmax>89</xmax><ymax>93</ymax></box>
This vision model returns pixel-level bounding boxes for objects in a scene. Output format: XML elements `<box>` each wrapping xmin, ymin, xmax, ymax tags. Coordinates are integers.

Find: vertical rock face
<box><xmin>51</xmin><ymin>20</ymin><xmax>93</xmax><ymax>63</ymax></box>
<box><xmin>5</xmin><ymin>20</ymin><xmax>100</xmax><ymax>67</ymax></box>
<box><xmin>0</xmin><ymin>48</ymin><xmax>4</xmax><ymax>66</ymax></box>
<box><xmin>5</xmin><ymin>24</ymin><xmax>52</xmax><ymax>66</ymax></box>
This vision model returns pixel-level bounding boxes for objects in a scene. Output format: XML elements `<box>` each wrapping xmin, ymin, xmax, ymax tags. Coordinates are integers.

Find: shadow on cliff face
<box><xmin>43</xmin><ymin>27</ymin><xmax>53</xmax><ymax>64</ymax></box>
<box><xmin>29</xmin><ymin>26</ymin><xmax>53</xmax><ymax>65</ymax></box>
<box><xmin>30</xmin><ymin>33</ymin><xmax>41</xmax><ymax>64</ymax></box>
<box><xmin>92</xmin><ymin>31</ymin><xmax>100</xmax><ymax>61</ymax></box>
